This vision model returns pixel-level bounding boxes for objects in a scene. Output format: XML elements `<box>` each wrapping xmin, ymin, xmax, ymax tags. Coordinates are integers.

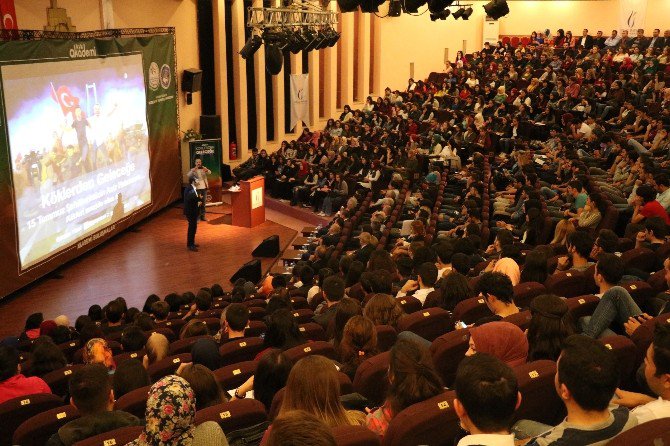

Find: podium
<box><xmin>231</xmin><ymin>176</ymin><xmax>265</xmax><ymax>227</ymax></box>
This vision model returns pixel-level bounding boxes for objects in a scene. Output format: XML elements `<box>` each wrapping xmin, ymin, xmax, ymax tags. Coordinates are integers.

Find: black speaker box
<box><xmin>182</xmin><ymin>68</ymin><xmax>203</xmax><ymax>93</ymax></box>
<box><xmin>200</xmin><ymin>115</ymin><xmax>222</xmax><ymax>139</ymax></box>
<box><xmin>230</xmin><ymin>259</ymin><xmax>262</xmax><ymax>284</ymax></box>
<box><xmin>252</xmin><ymin>235</ymin><xmax>280</xmax><ymax>257</ymax></box>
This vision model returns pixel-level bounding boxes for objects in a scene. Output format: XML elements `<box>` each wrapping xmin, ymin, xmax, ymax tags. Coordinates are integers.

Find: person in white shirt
<box><xmin>454</xmin><ymin>353</ymin><xmax>520</xmax><ymax>446</ymax></box>
<box><xmin>605</xmin><ymin>29</ymin><xmax>621</xmax><ymax>47</ymax></box>
<box><xmin>655</xmin><ymin>174</ymin><xmax>670</xmax><ymax>211</ymax></box>
<box><xmin>612</xmin><ymin>322</ymin><xmax>670</xmax><ymax>424</ymax></box>
<box><xmin>396</xmin><ymin>262</ymin><xmax>437</xmax><ymax>305</ymax></box>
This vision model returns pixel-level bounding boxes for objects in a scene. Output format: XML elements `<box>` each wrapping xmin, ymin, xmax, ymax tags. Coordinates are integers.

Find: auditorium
<box><xmin>1</xmin><ymin>0</ymin><xmax>670</xmax><ymax>444</ymax></box>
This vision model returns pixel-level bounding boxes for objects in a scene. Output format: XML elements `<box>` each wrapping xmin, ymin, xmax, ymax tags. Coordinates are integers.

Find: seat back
<box><xmin>452</xmin><ymin>297</ymin><xmax>492</xmax><ymax>325</ymax></box>
<box><xmin>158</xmin><ymin>318</ymin><xmax>187</xmax><ymax>337</ymax></box>
<box><xmin>352</xmin><ymin>351</ymin><xmax>391</xmax><ymax>406</ymax></box>
<box><xmin>114</xmin><ymin>385</ymin><xmax>151</xmax><ymax>419</ymax></box>
<box><xmin>601</xmin><ymin>335</ymin><xmax>638</xmax><ymax>387</ymax></box>
<box><xmin>292</xmin><ymin>308</ymin><xmax>315</xmax><ymax>324</ymax></box>
<box><xmin>169</xmin><ymin>335</ymin><xmax>214</xmax><ymax>355</ymax></box>
<box><xmin>245</xmin><ymin>320</ymin><xmax>267</xmax><ymax>338</ymax></box>
<box><xmin>375</xmin><ymin>325</ymin><xmax>397</xmax><ymax>352</ymax></box>
<box><xmin>332</xmin><ymin>425</ymin><xmax>382</xmax><ymax>446</ymax></box>
<box><xmin>396</xmin><ymin>296</ymin><xmax>422</xmax><ymax>315</ymax></box>
<box><xmin>146</xmin><ymin>353</ymin><xmax>192</xmax><ymax>381</ymax></box>
<box><xmin>513</xmin><ymin>282</ymin><xmax>547</xmax><ymax>308</ymax></box>
<box><xmin>71</xmin><ymin>425</ymin><xmax>144</xmax><ymax>446</ymax></box>
<box><xmin>544</xmin><ymin>270</ymin><xmax>586</xmax><ymax>298</ymax></box>
<box><xmin>283</xmin><ymin>341</ymin><xmax>337</xmax><ymax>363</ymax></box>
<box><xmin>219</xmin><ymin>337</ymin><xmax>265</xmax><ymax>365</ymax></box>
<box><xmin>631</xmin><ymin>313</ymin><xmax>670</xmax><ymax>365</ymax></box>
<box><xmin>382</xmin><ymin>391</ymin><xmax>460</xmax><ymax>446</ymax></box>
<box><xmin>396</xmin><ymin>307</ymin><xmax>451</xmax><ymax>342</ymax></box>
<box><xmin>194</xmin><ymin>398</ymin><xmax>268</xmax><ymax>433</ymax></box>
<box><xmin>605</xmin><ymin>417</ymin><xmax>670</xmax><ymax>446</ymax></box>
<box><xmin>198</xmin><ymin>317</ymin><xmax>222</xmax><ymax>333</ymax></box>
<box><xmin>622</xmin><ymin>281</ymin><xmax>655</xmax><ymax>309</ymax></box>
<box><xmin>565</xmin><ymin>295</ymin><xmax>600</xmax><ymax>321</ymax></box>
<box><xmin>113</xmin><ymin>349</ymin><xmax>146</xmax><ymax>365</ymax></box>
<box><xmin>620</xmin><ymin>247</ymin><xmax>657</xmax><ymax>272</ymax></box>
<box><xmin>298</xmin><ymin>322</ymin><xmax>327</xmax><ymax>341</ymax></box>
<box><xmin>13</xmin><ymin>404</ymin><xmax>79</xmax><ymax>446</ymax></box>
<box><xmin>213</xmin><ymin>361</ymin><xmax>258</xmax><ymax>392</ymax></box>
<box><xmin>0</xmin><ymin>393</ymin><xmax>64</xmax><ymax>446</ymax></box>
<box><xmin>42</xmin><ymin>364</ymin><xmax>84</xmax><ymax>398</ymax></box>
<box><xmin>57</xmin><ymin>340</ymin><xmax>81</xmax><ymax>363</ymax></box>
<box><xmin>430</xmin><ymin>329</ymin><xmax>470</xmax><ymax>388</ymax></box>
<box><xmin>513</xmin><ymin>360</ymin><xmax>565</xmax><ymax>426</ymax></box>
<box><xmin>503</xmin><ymin>310</ymin><xmax>532</xmax><ymax>331</ymax></box>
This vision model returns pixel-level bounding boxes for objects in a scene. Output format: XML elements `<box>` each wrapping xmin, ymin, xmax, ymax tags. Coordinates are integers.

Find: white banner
<box><xmin>290</xmin><ymin>73</ymin><xmax>309</xmax><ymax>130</ymax></box>
<box><xmin>619</xmin><ymin>0</ymin><xmax>648</xmax><ymax>34</ymax></box>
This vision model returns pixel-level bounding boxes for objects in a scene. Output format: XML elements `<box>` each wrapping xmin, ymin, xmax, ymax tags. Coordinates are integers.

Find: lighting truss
<box><xmin>246</xmin><ymin>1</ymin><xmax>338</xmax><ymax>31</ymax></box>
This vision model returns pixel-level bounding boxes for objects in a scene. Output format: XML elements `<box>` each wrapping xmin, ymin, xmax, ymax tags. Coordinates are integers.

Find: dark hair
<box><xmin>105</xmin><ymin>300</ymin><xmax>124</xmax><ymax>324</ymax></box>
<box><xmin>267</xmin><ymin>410</ymin><xmax>337</xmax><ymax>446</ymax></box>
<box><xmin>142</xmin><ymin>295</ymin><xmax>160</xmax><ymax>314</ymax></box>
<box><xmin>527</xmin><ymin>295</ymin><xmax>575</xmax><ymax>362</ymax></box>
<box><xmin>88</xmin><ymin>305</ymin><xmax>103</xmax><ymax>321</ymax></box>
<box><xmin>440</xmin><ymin>271</ymin><xmax>474</xmax><ymax>311</ymax></box>
<box><xmin>654</xmin><ymin>173</ymin><xmax>670</xmax><ymax>188</ymax></box>
<box><xmin>521</xmin><ymin>249</ymin><xmax>549</xmax><ymax>284</ymax></box>
<box><xmin>24</xmin><ymin>313</ymin><xmax>44</xmax><ymax>331</ymax></box>
<box><xmin>417</xmin><ymin>262</ymin><xmax>438</xmax><ymax>287</ymax></box>
<box><xmin>338</xmin><ymin>316</ymin><xmax>378</xmax><ymax>379</ymax></box>
<box><xmin>112</xmin><ymin>359</ymin><xmax>150</xmax><ymax>399</ymax></box>
<box><xmin>151</xmin><ymin>301</ymin><xmax>170</xmax><ymax>320</ymax></box>
<box><xmin>27</xmin><ymin>339</ymin><xmax>67</xmax><ymax>377</ymax></box>
<box><xmin>79</xmin><ymin>323</ymin><xmax>104</xmax><ymax>346</ymax></box>
<box><xmin>636</xmin><ymin>184</ymin><xmax>657</xmax><ymax>204</ymax></box>
<box><xmin>567</xmin><ymin>231</ymin><xmax>593</xmax><ymax>259</ymax></box>
<box><xmin>164</xmin><ymin>293</ymin><xmax>182</xmax><ymax>311</ymax></box>
<box><xmin>653</xmin><ymin>323</ymin><xmax>670</xmax><ymax>376</ymax></box>
<box><xmin>477</xmin><ymin>272</ymin><xmax>514</xmax><ymax>304</ymax></box>
<box><xmin>134</xmin><ymin>313</ymin><xmax>156</xmax><ymax>332</ymax></box>
<box><xmin>645</xmin><ymin>217</ymin><xmax>667</xmax><ymax>239</ymax></box>
<box><xmin>332</xmin><ymin>298</ymin><xmax>362</xmax><ymax>347</ymax></box>
<box><xmin>387</xmin><ymin>339</ymin><xmax>443</xmax><ymax>415</ymax></box>
<box><xmin>451</xmin><ymin>253</ymin><xmax>471</xmax><ymax>275</ymax></box>
<box><xmin>194</xmin><ymin>290</ymin><xmax>212</xmax><ymax>311</ymax></box>
<box><xmin>300</xmin><ymin>265</ymin><xmax>315</xmax><ymax>286</ymax></box>
<box><xmin>179</xmin><ymin>363</ymin><xmax>226</xmax><ymax>411</ymax></box>
<box><xmin>596</xmin><ymin>253</ymin><xmax>624</xmax><ymax>285</ymax></box>
<box><xmin>271</xmin><ymin>274</ymin><xmax>288</xmax><ymax>289</ymax></box>
<box><xmin>595</xmin><ymin>229</ymin><xmax>619</xmax><ymax>254</ymax></box>
<box><xmin>254</xmin><ymin>349</ymin><xmax>293</xmax><ymax>411</ymax></box>
<box><xmin>226</xmin><ymin>303</ymin><xmax>250</xmax><ymax>332</ymax></box>
<box><xmin>120</xmin><ymin>326</ymin><xmax>147</xmax><ymax>352</ymax></box>
<box><xmin>264</xmin><ymin>309</ymin><xmax>305</xmax><ymax>350</ymax></box>
<box><xmin>50</xmin><ymin>326</ymin><xmax>71</xmax><ymax>345</ymax></box>
<box><xmin>496</xmin><ymin>229</ymin><xmax>514</xmax><ymax>248</ymax></box>
<box><xmin>344</xmin><ymin>261</ymin><xmax>365</xmax><ymax>289</ymax></box>
<box><xmin>558</xmin><ymin>335</ymin><xmax>619</xmax><ymax>411</ymax></box>
<box><xmin>568</xmin><ymin>179</ymin><xmax>583</xmax><ymax>191</ymax></box>
<box><xmin>179</xmin><ymin>320</ymin><xmax>209</xmax><ymax>340</ymax></box>
<box><xmin>75</xmin><ymin>315</ymin><xmax>92</xmax><ymax>333</ymax></box>
<box><xmin>69</xmin><ymin>364</ymin><xmax>112</xmax><ymax>414</ymax></box>
<box><xmin>211</xmin><ymin>283</ymin><xmax>224</xmax><ymax>297</ymax></box>
<box><xmin>323</xmin><ymin>275</ymin><xmax>346</xmax><ymax>303</ymax></box>
<box><xmin>434</xmin><ymin>244</ymin><xmax>454</xmax><ymax>265</ymax></box>
<box><xmin>455</xmin><ymin>353</ymin><xmax>519</xmax><ymax>432</ymax></box>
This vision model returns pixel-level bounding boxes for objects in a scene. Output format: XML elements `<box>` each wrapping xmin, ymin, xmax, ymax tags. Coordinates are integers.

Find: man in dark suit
<box><xmin>594</xmin><ymin>30</ymin><xmax>606</xmax><ymax>49</ymax></box>
<box><xmin>630</xmin><ymin>28</ymin><xmax>649</xmax><ymax>49</ymax></box>
<box><xmin>353</xmin><ymin>231</ymin><xmax>375</xmax><ymax>265</ymax></box>
<box><xmin>647</xmin><ymin>29</ymin><xmax>665</xmax><ymax>52</ymax></box>
<box><xmin>184</xmin><ymin>173</ymin><xmax>200</xmax><ymax>251</ymax></box>
<box><xmin>578</xmin><ymin>29</ymin><xmax>595</xmax><ymax>50</ymax></box>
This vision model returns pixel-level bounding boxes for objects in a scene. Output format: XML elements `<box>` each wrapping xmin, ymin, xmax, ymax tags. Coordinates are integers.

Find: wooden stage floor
<box><xmin>0</xmin><ymin>204</ymin><xmax>297</xmax><ymax>339</ymax></box>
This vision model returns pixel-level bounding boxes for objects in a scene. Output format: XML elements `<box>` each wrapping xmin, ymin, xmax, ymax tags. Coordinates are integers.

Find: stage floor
<box><xmin>0</xmin><ymin>204</ymin><xmax>297</xmax><ymax>339</ymax></box>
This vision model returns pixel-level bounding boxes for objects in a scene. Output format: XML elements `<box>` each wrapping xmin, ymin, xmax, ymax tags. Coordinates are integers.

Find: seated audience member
<box><xmin>520</xmin><ymin>249</ymin><xmax>550</xmax><ymax>284</ymax></box>
<box><xmin>338</xmin><ymin>316</ymin><xmax>378</xmax><ymax>380</ymax></box>
<box><xmin>39</xmin><ymin>320</ymin><xmax>58</xmax><ymax>338</ymax></box>
<box><xmin>143</xmin><ymin>332</ymin><xmax>169</xmax><ymax>369</ymax></box>
<box><xmin>126</xmin><ymin>375</ymin><xmax>229</xmax><ymax>446</ymax></box>
<box><xmin>366</xmin><ymin>339</ymin><xmax>443</xmax><ymax>438</ymax></box>
<box><xmin>613</xmin><ymin>322</ymin><xmax>670</xmax><ymax>424</ymax></box>
<box><xmin>0</xmin><ymin>345</ymin><xmax>51</xmax><ymax>404</ymax></box>
<box><xmin>179</xmin><ymin>319</ymin><xmax>209</xmax><ymax>340</ymax></box>
<box><xmin>258</xmin><ymin>309</ymin><xmax>305</xmax><ymax>359</ymax></box>
<box><xmin>556</xmin><ymin>231</ymin><xmax>594</xmax><ymax>272</ymax></box>
<box><xmin>191</xmin><ymin>338</ymin><xmax>222</xmax><ymax>371</ymax></box>
<box><xmin>20</xmin><ymin>313</ymin><xmax>44</xmax><ymax>340</ymax></box>
<box><xmin>631</xmin><ymin>184</ymin><xmax>670</xmax><ymax>226</ymax></box>
<box><xmin>178</xmin><ymin>363</ymin><xmax>227</xmax><ymax>411</ymax></box>
<box><xmin>519</xmin><ymin>335</ymin><xmax>637</xmax><ymax>445</ymax></box>
<box><xmin>120</xmin><ymin>326</ymin><xmax>147</xmax><ymax>353</ymax></box>
<box><xmin>440</xmin><ymin>271</ymin><xmax>475</xmax><ymax>311</ymax></box>
<box><xmin>217</xmin><ymin>303</ymin><xmax>250</xmax><ymax>344</ymax></box>
<box><xmin>25</xmin><ymin>338</ymin><xmax>68</xmax><ymax>377</ymax></box>
<box><xmin>102</xmin><ymin>300</ymin><xmax>126</xmax><ymax>334</ymax></box>
<box><xmin>527</xmin><ymin>295</ymin><xmax>575</xmax><ymax>362</ymax></box>
<box><xmin>266</xmin><ymin>410</ymin><xmax>337</xmax><ymax>446</ymax></box>
<box><xmin>491</xmin><ymin>257</ymin><xmax>521</xmax><ymax>286</ymax></box>
<box><xmin>313</xmin><ymin>275</ymin><xmax>346</xmax><ymax>330</ymax></box>
<box><xmin>151</xmin><ymin>301</ymin><xmax>171</xmax><ymax>323</ymax></box>
<box><xmin>635</xmin><ymin>216</ymin><xmax>668</xmax><ymax>252</ymax></box>
<box><xmin>396</xmin><ymin>262</ymin><xmax>438</xmax><ymax>305</ymax></box>
<box><xmin>142</xmin><ymin>294</ymin><xmax>160</xmax><ymax>314</ymax></box>
<box><xmin>251</xmin><ymin>349</ymin><xmax>293</xmax><ymax>410</ymax></box>
<box><xmin>54</xmin><ymin>314</ymin><xmax>70</xmax><ymax>328</ymax></box>
<box><xmin>83</xmin><ymin>338</ymin><xmax>116</xmax><ymax>372</ymax></box>
<box><xmin>467</xmin><ymin>321</ymin><xmax>528</xmax><ymax>368</ymax></box>
<box><xmin>331</xmin><ymin>297</ymin><xmax>363</xmax><ymax>347</ymax></box>
<box><xmin>46</xmin><ymin>364</ymin><xmax>140</xmax><ymax>446</ymax></box>
<box><xmin>474</xmin><ymin>272</ymin><xmax>520</xmax><ymax>324</ymax></box>
<box><xmin>454</xmin><ymin>354</ymin><xmax>521</xmax><ymax>446</ymax></box>
<box><xmin>581</xmin><ymin>253</ymin><xmax>643</xmax><ymax>338</ymax></box>
<box><xmin>112</xmin><ymin>359</ymin><xmax>150</xmax><ymax>399</ymax></box>
<box><xmin>363</xmin><ymin>293</ymin><xmax>405</xmax><ymax>329</ymax></box>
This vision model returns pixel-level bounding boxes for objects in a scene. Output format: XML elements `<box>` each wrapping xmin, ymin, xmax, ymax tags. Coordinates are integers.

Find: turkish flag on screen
<box><xmin>50</xmin><ymin>83</ymin><xmax>80</xmax><ymax>116</ymax></box>
<box><xmin>0</xmin><ymin>0</ymin><xmax>18</xmax><ymax>30</ymax></box>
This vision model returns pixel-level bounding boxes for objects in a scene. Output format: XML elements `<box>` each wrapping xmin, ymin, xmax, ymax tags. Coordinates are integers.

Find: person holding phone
<box><xmin>189</xmin><ymin>158</ymin><xmax>211</xmax><ymax>221</ymax></box>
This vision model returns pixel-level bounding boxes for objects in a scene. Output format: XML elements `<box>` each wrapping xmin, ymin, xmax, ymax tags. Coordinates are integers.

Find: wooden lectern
<box><xmin>231</xmin><ymin>176</ymin><xmax>265</xmax><ymax>227</ymax></box>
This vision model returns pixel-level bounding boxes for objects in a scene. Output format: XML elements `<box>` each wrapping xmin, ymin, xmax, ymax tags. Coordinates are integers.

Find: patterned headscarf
<box><xmin>127</xmin><ymin>375</ymin><xmax>196</xmax><ymax>446</ymax></box>
<box><xmin>83</xmin><ymin>338</ymin><xmax>116</xmax><ymax>370</ymax></box>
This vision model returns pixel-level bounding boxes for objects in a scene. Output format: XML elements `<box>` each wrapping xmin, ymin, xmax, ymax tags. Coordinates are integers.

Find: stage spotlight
<box><xmin>337</xmin><ymin>0</ymin><xmax>360</xmax><ymax>12</ymax></box>
<box><xmin>316</xmin><ymin>31</ymin><xmax>331</xmax><ymax>49</ymax></box>
<box><xmin>427</xmin><ymin>0</ymin><xmax>453</xmax><ymax>15</ymax></box>
<box><xmin>359</xmin><ymin>0</ymin><xmax>386</xmax><ymax>13</ymax></box>
<box><xmin>303</xmin><ymin>29</ymin><xmax>320</xmax><ymax>52</ymax></box>
<box><xmin>462</xmin><ymin>6</ymin><xmax>473</xmax><ymax>19</ymax></box>
<box><xmin>402</xmin><ymin>0</ymin><xmax>427</xmax><ymax>13</ymax></box>
<box><xmin>452</xmin><ymin>7</ymin><xmax>464</xmax><ymax>19</ymax></box>
<box><xmin>265</xmin><ymin>43</ymin><xmax>283</xmax><ymax>75</ymax></box>
<box><xmin>388</xmin><ymin>0</ymin><xmax>402</xmax><ymax>16</ymax></box>
<box><xmin>327</xmin><ymin>30</ymin><xmax>341</xmax><ymax>47</ymax></box>
<box><xmin>483</xmin><ymin>0</ymin><xmax>509</xmax><ymax>19</ymax></box>
<box><xmin>429</xmin><ymin>8</ymin><xmax>450</xmax><ymax>20</ymax></box>
<box><xmin>239</xmin><ymin>35</ymin><xmax>262</xmax><ymax>59</ymax></box>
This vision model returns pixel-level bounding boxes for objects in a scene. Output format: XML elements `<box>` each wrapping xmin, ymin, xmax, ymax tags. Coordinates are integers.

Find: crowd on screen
<box><xmin>3</xmin><ymin>25</ymin><xmax>670</xmax><ymax>446</ymax></box>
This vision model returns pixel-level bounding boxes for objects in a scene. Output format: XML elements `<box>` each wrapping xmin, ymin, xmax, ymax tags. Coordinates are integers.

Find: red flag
<box><xmin>0</xmin><ymin>0</ymin><xmax>18</xmax><ymax>30</ymax></box>
<box><xmin>50</xmin><ymin>83</ymin><xmax>80</xmax><ymax>116</ymax></box>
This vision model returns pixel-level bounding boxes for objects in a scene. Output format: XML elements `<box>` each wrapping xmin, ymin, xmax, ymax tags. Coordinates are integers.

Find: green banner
<box><xmin>189</xmin><ymin>138</ymin><xmax>223</xmax><ymax>204</ymax></box>
<box><xmin>0</xmin><ymin>32</ymin><xmax>180</xmax><ymax>298</ymax></box>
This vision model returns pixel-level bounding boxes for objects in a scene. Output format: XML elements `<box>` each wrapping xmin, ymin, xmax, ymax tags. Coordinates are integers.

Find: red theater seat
<box><xmin>13</xmin><ymin>404</ymin><xmax>80</xmax><ymax>446</ymax></box>
<box><xmin>0</xmin><ymin>393</ymin><xmax>64</xmax><ymax>446</ymax></box>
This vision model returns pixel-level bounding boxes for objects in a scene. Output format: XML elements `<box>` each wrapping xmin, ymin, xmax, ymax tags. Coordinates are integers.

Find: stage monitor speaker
<box><xmin>182</xmin><ymin>68</ymin><xmax>203</xmax><ymax>93</ymax></box>
<box><xmin>252</xmin><ymin>235</ymin><xmax>280</xmax><ymax>257</ymax></box>
<box><xmin>230</xmin><ymin>259</ymin><xmax>262</xmax><ymax>284</ymax></box>
<box><xmin>200</xmin><ymin>115</ymin><xmax>222</xmax><ymax>139</ymax></box>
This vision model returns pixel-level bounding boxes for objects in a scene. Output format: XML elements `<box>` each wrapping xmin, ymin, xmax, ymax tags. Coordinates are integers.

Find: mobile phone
<box><xmin>457</xmin><ymin>321</ymin><xmax>467</xmax><ymax>329</ymax></box>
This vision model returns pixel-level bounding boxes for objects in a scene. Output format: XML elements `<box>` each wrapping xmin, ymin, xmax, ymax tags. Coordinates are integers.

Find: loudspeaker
<box><xmin>252</xmin><ymin>235</ymin><xmax>280</xmax><ymax>257</ymax></box>
<box><xmin>182</xmin><ymin>69</ymin><xmax>203</xmax><ymax>93</ymax></box>
<box><xmin>230</xmin><ymin>259</ymin><xmax>262</xmax><ymax>284</ymax></box>
<box><xmin>200</xmin><ymin>115</ymin><xmax>222</xmax><ymax>139</ymax></box>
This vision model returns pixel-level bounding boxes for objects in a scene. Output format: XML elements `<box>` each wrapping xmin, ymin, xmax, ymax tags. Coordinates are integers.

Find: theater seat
<box><xmin>157</xmin><ymin>318</ymin><xmax>187</xmax><ymax>336</ymax></box>
<box><xmin>620</xmin><ymin>247</ymin><xmax>657</xmax><ymax>272</ymax></box>
<box><xmin>292</xmin><ymin>308</ymin><xmax>315</xmax><ymax>324</ymax></box>
<box><xmin>114</xmin><ymin>385</ymin><xmax>151</xmax><ymax>419</ymax></box>
<box><xmin>247</xmin><ymin>307</ymin><xmax>267</xmax><ymax>322</ymax></box>
<box><xmin>283</xmin><ymin>341</ymin><xmax>337</xmax><ymax>363</ymax></box>
<box><xmin>452</xmin><ymin>297</ymin><xmax>492</xmax><ymax>325</ymax></box>
<box><xmin>375</xmin><ymin>325</ymin><xmax>397</xmax><ymax>352</ymax></box>
<box><xmin>600</xmin><ymin>335</ymin><xmax>637</xmax><ymax>387</ymax></box>
<box><xmin>195</xmin><ymin>398</ymin><xmax>268</xmax><ymax>433</ymax></box>
<box><xmin>13</xmin><ymin>405</ymin><xmax>80</xmax><ymax>446</ymax></box>
<box><xmin>219</xmin><ymin>337</ymin><xmax>265</xmax><ymax>365</ymax></box>
<box><xmin>544</xmin><ymin>270</ymin><xmax>586</xmax><ymax>298</ymax></box>
<box><xmin>198</xmin><ymin>317</ymin><xmax>222</xmax><ymax>333</ymax></box>
<box><xmin>213</xmin><ymin>361</ymin><xmax>258</xmax><ymax>392</ymax></box>
<box><xmin>113</xmin><ymin>349</ymin><xmax>145</xmax><ymax>365</ymax></box>
<box><xmin>513</xmin><ymin>360</ymin><xmax>565</xmax><ymax>426</ymax></box>
<box><xmin>606</xmin><ymin>417</ymin><xmax>670</xmax><ymax>445</ymax></box>
<box><xmin>353</xmin><ymin>351</ymin><xmax>391</xmax><ymax>406</ymax></box>
<box><xmin>332</xmin><ymin>425</ymin><xmax>381</xmax><ymax>446</ymax></box>
<box><xmin>513</xmin><ymin>282</ymin><xmax>547</xmax><ymax>308</ymax></box>
<box><xmin>169</xmin><ymin>335</ymin><xmax>214</xmax><ymax>355</ymax></box>
<box><xmin>71</xmin><ymin>425</ymin><xmax>144</xmax><ymax>446</ymax></box>
<box><xmin>298</xmin><ymin>322</ymin><xmax>327</xmax><ymax>341</ymax></box>
<box><xmin>503</xmin><ymin>310</ymin><xmax>532</xmax><ymax>331</ymax></box>
<box><xmin>245</xmin><ymin>320</ymin><xmax>267</xmax><ymax>338</ymax></box>
<box><xmin>0</xmin><ymin>393</ymin><xmax>64</xmax><ymax>446</ymax></box>
<box><xmin>147</xmin><ymin>353</ymin><xmax>192</xmax><ymax>381</ymax></box>
<box><xmin>565</xmin><ymin>294</ymin><xmax>600</xmax><ymax>322</ymax></box>
<box><xmin>396</xmin><ymin>307</ymin><xmax>451</xmax><ymax>342</ymax></box>
<box><xmin>630</xmin><ymin>313</ymin><xmax>670</xmax><ymax>365</ymax></box>
<box><xmin>382</xmin><ymin>391</ymin><xmax>460</xmax><ymax>446</ymax></box>
<box><xmin>430</xmin><ymin>329</ymin><xmax>470</xmax><ymax>388</ymax></box>
<box><xmin>42</xmin><ymin>364</ymin><xmax>84</xmax><ymax>398</ymax></box>
<box><xmin>396</xmin><ymin>296</ymin><xmax>422</xmax><ymax>315</ymax></box>
<box><xmin>622</xmin><ymin>281</ymin><xmax>655</xmax><ymax>309</ymax></box>
<box><xmin>290</xmin><ymin>295</ymin><xmax>309</xmax><ymax>309</ymax></box>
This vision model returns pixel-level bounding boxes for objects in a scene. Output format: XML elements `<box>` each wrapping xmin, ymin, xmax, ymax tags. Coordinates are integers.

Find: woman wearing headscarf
<box><xmin>39</xmin><ymin>320</ymin><xmax>58</xmax><ymax>338</ymax></box>
<box><xmin>466</xmin><ymin>321</ymin><xmax>528</xmax><ymax>368</ymax></box>
<box><xmin>492</xmin><ymin>257</ymin><xmax>521</xmax><ymax>286</ymax></box>
<box><xmin>83</xmin><ymin>338</ymin><xmax>116</xmax><ymax>372</ymax></box>
<box><xmin>20</xmin><ymin>313</ymin><xmax>44</xmax><ymax>340</ymax></box>
<box><xmin>190</xmin><ymin>338</ymin><xmax>222</xmax><ymax>371</ymax></box>
<box><xmin>125</xmin><ymin>375</ymin><xmax>229</xmax><ymax>446</ymax></box>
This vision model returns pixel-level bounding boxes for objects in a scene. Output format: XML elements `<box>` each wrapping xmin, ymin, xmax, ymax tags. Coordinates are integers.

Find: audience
<box><xmin>112</xmin><ymin>359</ymin><xmax>150</xmax><ymax>399</ymax></box>
<box><xmin>467</xmin><ymin>321</ymin><xmax>529</xmax><ymax>367</ymax></box>
<box><xmin>0</xmin><ymin>345</ymin><xmax>50</xmax><ymax>404</ymax></box>
<box><xmin>266</xmin><ymin>410</ymin><xmax>337</xmax><ymax>446</ymax></box>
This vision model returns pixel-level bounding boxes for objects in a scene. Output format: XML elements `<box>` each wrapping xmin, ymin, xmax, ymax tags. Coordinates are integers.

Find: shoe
<box><xmin>188</xmin><ymin>245</ymin><xmax>199</xmax><ymax>252</ymax></box>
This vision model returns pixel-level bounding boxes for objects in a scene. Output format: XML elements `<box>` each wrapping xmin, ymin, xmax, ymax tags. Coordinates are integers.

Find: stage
<box><xmin>0</xmin><ymin>202</ymin><xmax>298</xmax><ymax>338</ymax></box>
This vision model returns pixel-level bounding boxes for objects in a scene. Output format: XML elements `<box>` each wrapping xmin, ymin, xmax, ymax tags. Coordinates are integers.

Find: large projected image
<box><xmin>2</xmin><ymin>54</ymin><xmax>152</xmax><ymax>271</ymax></box>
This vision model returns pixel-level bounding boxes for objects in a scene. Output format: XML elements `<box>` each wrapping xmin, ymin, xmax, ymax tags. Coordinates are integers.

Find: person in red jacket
<box><xmin>0</xmin><ymin>345</ymin><xmax>51</xmax><ymax>404</ymax></box>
